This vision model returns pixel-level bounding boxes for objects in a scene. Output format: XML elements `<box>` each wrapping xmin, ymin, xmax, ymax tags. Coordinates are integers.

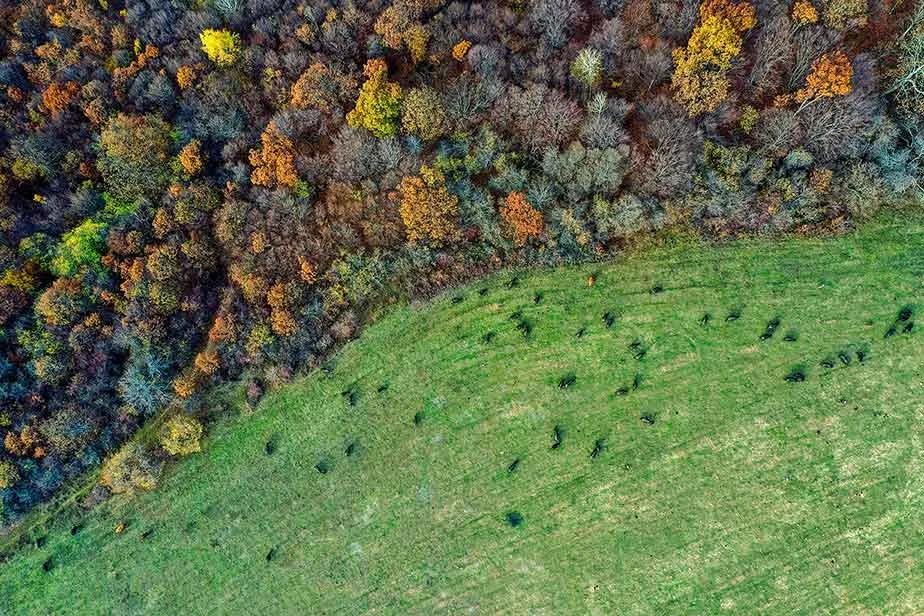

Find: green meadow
<box><xmin>3</xmin><ymin>215</ymin><xmax>924</xmax><ymax>615</ymax></box>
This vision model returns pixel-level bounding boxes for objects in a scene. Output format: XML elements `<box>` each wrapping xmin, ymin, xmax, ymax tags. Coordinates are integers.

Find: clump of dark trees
<box><xmin>0</xmin><ymin>0</ymin><xmax>921</xmax><ymax>523</ymax></box>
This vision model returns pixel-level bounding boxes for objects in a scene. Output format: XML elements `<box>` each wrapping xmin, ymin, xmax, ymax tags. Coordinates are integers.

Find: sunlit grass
<box><xmin>3</xmin><ymin>215</ymin><xmax>924</xmax><ymax>615</ymax></box>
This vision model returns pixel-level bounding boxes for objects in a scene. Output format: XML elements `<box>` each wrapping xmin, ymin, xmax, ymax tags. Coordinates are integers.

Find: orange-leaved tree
<box><xmin>500</xmin><ymin>192</ymin><xmax>544</xmax><ymax>246</ymax></box>
<box><xmin>42</xmin><ymin>81</ymin><xmax>80</xmax><ymax>117</ymax></box>
<box><xmin>373</xmin><ymin>0</ymin><xmax>443</xmax><ymax>59</ymax></box>
<box><xmin>249</xmin><ymin>122</ymin><xmax>298</xmax><ymax>188</ymax></box>
<box><xmin>795</xmin><ymin>50</ymin><xmax>853</xmax><ymax>111</ymax></box>
<box><xmin>178</xmin><ymin>140</ymin><xmax>203</xmax><ymax>176</ymax></box>
<box><xmin>452</xmin><ymin>40</ymin><xmax>472</xmax><ymax>61</ymax></box>
<box><xmin>791</xmin><ymin>0</ymin><xmax>819</xmax><ymax>25</ymax></box>
<box><xmin>176</xmin><ymin>64</ymin><xmax>197</xmax><ymax>89</ymax></box>
<box><xmin>291</xmin><ymin>63</ymin><xmax>328</xmax><ymax>110</ymax></box>
<box><xmin>266</xmin><ymin>282</ymin><xmax>297</xmax><ymax>337</ymax></box>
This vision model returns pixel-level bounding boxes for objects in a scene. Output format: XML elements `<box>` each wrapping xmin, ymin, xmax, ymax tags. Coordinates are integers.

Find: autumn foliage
<box><xmin>176</xmin><ymin>64</ymin><xmax>197</xmax><ymax>89</ymax></box>
<box><xmin>398</xmin><ymin>166</ymin><xmax>459</xmax><ymax>246</ymax></box>
<box><xmin>796</xmin><ymin>51</ymin><xmax>853</xmax><ymax>105</ymax></box>
<box><xmin>401</xmin><ymin>86</ymin><xmax>447</xmax><ymax>140</ymax></box>
<box><xmin>452</xmin><ymin>40</ymin><xmax>472</xmax><ymax>61</ymax></box>
<box><xmin>500</xmin><ymin>192</ymin><xmax>544</xmax><ymax>246</ymax></box>
<box><xmin>671</xmin><ymin>0</ymin><xmax>756</xmax><ymax>115</ymax></box>
<box><xmin>100</xmin><ymin>444</ymin><xmax>161</xmax><ymax>494</ymax></box>
<box><xmin>267</xmin><ymin>282</ymin><xmax>298</xmax><ymax>337</ymax></box>
<box><xmin>4</xmin><ymin>426</ymin><xmax>42</xmax><ymax>458</ymax></box>
<box><xmin>249</xmin><ymin>123</ymin><xmax>298</xmax><ymax>188</ymax></box>
<box><xmin>373</xmin><ymin>0</ymin><xmax>443</xmax><ymax>56</ymax></box>
<box><xmin>299</xmin><ymin>258</ymin><xmax>318</xmax><ymax>284</ymax></box>
<box><xmin>199</xmin><ymin>29</ymin><xmax>241</xmax><ymax>66</ymax></box>
<box><xmin>0</xmin><ymin>462</ymin><xmax>18</xmax><ymax>489</ymax></box>
<box><xmin>791</xmin><ymin>0</ymin><xmax>819</xmax><ymax>25</ymax></box>
<box><xmin>160</xmin><ymin>415</ymin><xmax>203</xmax><ymax>456</ymax></box>
<box><xmin>290</xmin><ymin>63</ymin><xmax>355</xmax><ymax>112</ymax></box>
<box><xmin>178</xmin><ymin>140</ymin><xmax>203</xmax><ymax>176</ymax></box>
<box><xmin>173</xmin><ymin>372</ymin><xmax>200</xmax><ymax>399</ymax></box>
<box><xmin>194</xmin><ymin>348</ymin><xmax>220</xmax><ymax>375</ymax></box>
<box><xmin>208</xmin><ymin>314</ymin><xmax>237</xmax><ymax>344</ymax></box>
<box><xmin>0</xmin><ymin>0</ymin><xmax>913</xmax><ymax>525</ymax></box>
<box><xmin>42</xmin><ymin>81</ymin><xmax>79</xmax><ymax>117</ymax></box>
<box><xmin>405</xmin><ymin>24</ymin><xmax>430</xmax><ymax>63</ymax></box>
<box><xmin>346</xmin><ymin>59</ymin><xmax>403</xmax><ymax>138</ymax></box>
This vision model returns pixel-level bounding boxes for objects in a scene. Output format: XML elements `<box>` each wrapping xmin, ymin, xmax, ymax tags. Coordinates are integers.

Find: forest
<box><xmin>0</xmin><ymin>0</ymin><xmax>921</xmax><ymax>524</ymax></box>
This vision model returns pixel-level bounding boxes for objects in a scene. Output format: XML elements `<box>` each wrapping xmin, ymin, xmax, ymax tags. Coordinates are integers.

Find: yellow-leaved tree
<box><xmin>347</xmin><ymin>59</ymin><xmax>403</xmax><ymax>138</ymax></box>
<box><xmin>160</xmin><ymin>415</ymin><xmax>204</xmax><ymax>457</ymax></box>
<box><xmin>200</xmin><ymin>29</ymin><xmax>241</xmax><ymax>66</ymax></box>
<box><xmin>398</xmin><ymin>166</ymin><xmax>459</xmax><ymax>246</ymax></box>
<box><xmin>671</xmin><ymin>0</ymin><xmax>756</xmax><ymax>115</ymax></box>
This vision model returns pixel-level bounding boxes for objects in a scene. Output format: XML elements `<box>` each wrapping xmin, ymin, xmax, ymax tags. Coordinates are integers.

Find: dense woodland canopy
<box><xmin>0</xmin><ymin>0</ymin><xmax>922</xmax><ymax>523</ymax></box>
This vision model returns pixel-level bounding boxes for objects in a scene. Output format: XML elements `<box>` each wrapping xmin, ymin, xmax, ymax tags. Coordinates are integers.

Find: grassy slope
<box><xmin>3</xmin><ymin>216</ymin><xmax>924</xmax><ymax>615</ymax></box>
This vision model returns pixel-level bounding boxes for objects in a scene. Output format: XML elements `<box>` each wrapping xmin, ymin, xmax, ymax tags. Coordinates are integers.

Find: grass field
<box><xmin>3</xmin><ymin>216</ymin><xmax>924</xmax><ymax>615</ymax></box>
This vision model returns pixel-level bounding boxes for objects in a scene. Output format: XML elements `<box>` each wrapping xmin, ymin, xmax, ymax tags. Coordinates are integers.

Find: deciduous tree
<box><xmin>99</xmin><ymin>113</ymin><xmax>172</xmax><ymax>203</ymax></box>
<box><xmin>671</xmin><ymin>0</ymin><xmax>756</xmax><ymax>115</ymax></box>
<box><xmin>178</xmin><ymin>140</ymin><xmax>203</xmax><ymax>176</ymax></box>
<box><xmin>791</xmin><ymin>1</ymin><xmax>819</xmax><ymax>25</ymax></box>
<box><xmin>795</xmin><ymin>50</ymin><xmax>853</xmax><ymax>110</ymax></box>
<box><xmin>52</xmin><ymin>220</ymin><xmax>108</xmax><ymax>277</ymax></box>
<box><xmin>500</xmin><ymin>192</ymin><xmax>544</xmax><ymax>246</ymax></box>
<box><xmin>0</xmin><ymin>461</ymin><xmax>18</xmax><ymax>489</ymax></box>
<box><xmin>160</xmin><ymin>415</ymin><xmax>203</xmax><ymax>456</ymax></box>
<box><xmin>346</xmin><ymin>59</ymin><xmax>403</xmax><ymax>138</ymax></box>
<box><xmin>823</xmin><ymin>0</ymin><xmax>867</xmax><ymax>31</ymax></box>
<box><xmin>200</xmin><ymin>29</ymin><xmax>241</xmax><ymax>66</ymax></box>
<box><xmin>100</xmin><ymin>443</ymin><xmax>162</xmax><ymax>494</ymax></box>
<box><xmin>42</xmin><ymin>81</ymin><xmax>80</xmax><ymax>117</ymax></box>
<box><xmin>249</xmin><ymin>123</ymin><xmax>298</xmax><ymax>188</ymax></box>
<box><xmin>571</xmin><ymin>48</ymin><xmax>604</xmax><ymax>89</ymax></box>
<box><xmin>290</xmin><ymin>63</ymin><xmax>355</xmax><ymax>113</ymax></box>
<box><xmin>401</xmin><ymin>86</ymin><xmax>447</xmax><ymax>141</ymax></box>
<box><xmin>398</xmin><ymin>166</ymin><xmax>459</xmax><ymax>245</ymax></box>
<box><xmin>889</xmin><ymin>3</ymin><xmax>924</xmax><ymax>115</ymax></box>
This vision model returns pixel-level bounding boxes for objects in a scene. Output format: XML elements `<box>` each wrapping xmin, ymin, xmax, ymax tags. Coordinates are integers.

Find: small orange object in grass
<box><xmin>587</xmin><ymin>275</ymin><xmax>596</xmax><ymax>287</ymax></box>
<box><xmin>114</xmin><ymin>521</ymin><xmax>126</xmax><ymax>534</ymax></box>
